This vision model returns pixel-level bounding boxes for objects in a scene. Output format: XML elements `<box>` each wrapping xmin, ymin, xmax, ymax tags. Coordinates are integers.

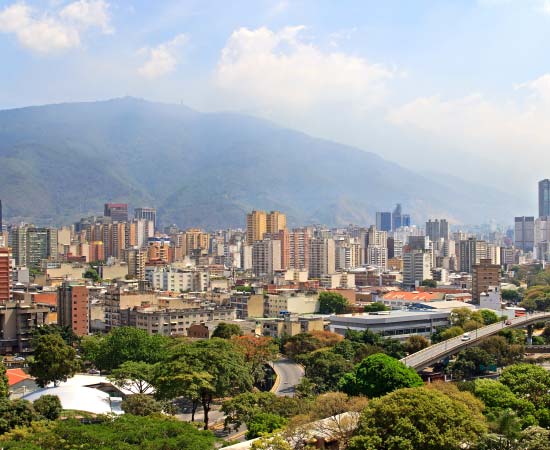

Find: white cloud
<box><xmin>0</xmin><ymin>1</ymin><xmax>111</xmax><ymax>54</ymax></box>
<box><xmin>60</xmin><ymin>0</ymin><xmax>112</xmax><ymax>33</ymax></box>
<box><xmin>386</xmin><ymin>74</ymin><xmax>550</xmax><ymax>165</ymax></box>
<box><xmin>138</xmin><ymin>34</ymin><xmax>187</xmax><ymax>79</ymax></box>
<box><xmin>215</xmin><ymin>26</ymin><xmax>394</xmax><ymax>111</ymax></box>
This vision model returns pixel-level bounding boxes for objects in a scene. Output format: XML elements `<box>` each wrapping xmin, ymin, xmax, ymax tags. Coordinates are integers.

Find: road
<box><xmin>270</xmin><ymin>358</ymin><xmax>305</xmax><ymax>397</ymax></box>
<box><xmin>401</xmin><ymin>311</ymin><xmax>550</xmax><ymax>371</ymax></box>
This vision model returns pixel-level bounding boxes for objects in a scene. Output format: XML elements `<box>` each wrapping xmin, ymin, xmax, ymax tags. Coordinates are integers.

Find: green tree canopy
<box><xmin>33</xmin><ymin>395</ymin><xmax>62</xmax><ymax>421</ymax></box>
<box><xmin>363</xmin><ymin>302</ymin><xmax>389</xmax><ymax>312</ymax></box>
<box><xmin>33</xmin><ymin>324</ymin><xmax>80</xmax><ymax>347</ymax></box>
<box><xmin>0</xmin><ymin>398</ymin><xmax>37</xmax><ymax>435</ymax></box>
<box><xmin>500</xmin><ymin>363</ymin><xmax>550</xmax><ymax>410</ymax></box>
<box><xmin>339</xmin><ymin>353</ymin><xmax>423</xmax><ymax>397</ymax></box>
<box><xmin>154</xmin><ymin>338</ymin><xmax>253</xmax><ymax>429</ymax></box>
<box><xmin>297</xmin><ymin>350</ymin><xmax>354</xmax><ymax>393</ymax></box>
<box><xmin>348</xmin><ymin>387</ymin><xmax>487</xmax><ymax>450</ymax></box>
<box><xmin>29</xmin><ymin>334</ymin><xmax>79</xmax><ymax>387</ymax></box>
<box><xmin>318</xmin><ymin>292</ymin><xmax>349</xmax><ymax>314</ymax></box>
<box><xmin>446</xmin><ymin>347</ymin><xmax>495</xmax><ymax>380</ymax></box>
<box><xmin>82</xmin><ymin>327</ymin><xmax>170</xmax><ymax>371</ymax></box>
<box><xmin>0</xmin><ymin>361</ymin><xmax>9</xmax><ymax>399</ymax></box>
<box><xmin>421</xmin><ymin>279</ymin><xmax>437</xmax><ymax>288</ymax></box>
<box><xmin>211</xmin><ymin>322</ymin><xmax>243</xmax><ymax>339</ymax></box>
<box><xmin>0</xmin><ymin>414</ymin><xmax>216</xmax><ymax>450</ymax></box>
<box><xmin>246</xmin><ymin>413</ymin><xmax>288</xmax><ymax>439</ymax></box>
<box><xmin>121</xmin><ymin>394</ymin><xmax>163</xmax><ymax>416</ymax></box>
<box><xmin>107</xmin><ymin>361</ymin><xmax>155</xmax><ymax>394</ymax></box>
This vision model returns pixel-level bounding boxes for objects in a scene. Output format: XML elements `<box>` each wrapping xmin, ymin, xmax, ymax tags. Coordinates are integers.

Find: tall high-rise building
<box><xmin>0</xmin><ymin>247</ymin><xmax>11</xmax><ymax>302</ymax></box>
<box><xmin>246</xmin><ymin>210</ymin><xmax>267</xmax><ymax>244</ymax></box>
<box><xmin>252</xmin><ymin>238</ymin><xmax>281</xmax><ymax>277</ymax></box>
<box><xmin>539</xmin><ymin>179</ymin><xmax>550</xmax><ymax>218</ymax></box>
<box><xmin>514</xmin><ymin>216</ymin><xmax>535</xmax><ymax>252</ymax></box>
<box><xmin>426</xmin><ymin>219</ymin><xmax>449</xmax><ymax>242</ymax></box>
<box><xmin>375</xmin><ymin>212</ymin><xmax>392</xmax><ymax>232</ymax></box>
<box><xmin>392</xmin><ymin>204</ymin><xmax>411</xmax><ymax>229</ymax></box>
<box><xmin>459</xmin><ymin>238</ymin><xmax>488</xmax><ymax>273</ymax></box>
<box><xmin>26</xmin><ymin>227</ymin><xmax>57</xmax><ymax>268</ymax></box>
<box><xmin>9</xmin><ymin>226</ymin><xmax>27</xmax><ymax>267</ymax></box>
<box><xmin>0</xmin><ymin>200</ymin><xmax>2</xmax><ymax>233</ymax></box>
<box><xmin>266</xmin><ymin>211</ymin><xmax>287</xmax><ymax>235</ymax></box>
<box><xmin>57</xmin><ymin>282</ymin><xmax>90</xmax><ymax>336</ymax></box>
<box><xmin>134</xmin><ymin>207</ymin><xmax>157</xmax><ymax>230</ymax></box>
<box><xmin>104</xmin><ymin>203</ymin><xmax>128</xmax><ymax>222</ymax></box>
<box><xmin>403</xmin><ymin>250</ymin><xmax>432</xmax><ymax>289</ymax></box>
<box><xmin>289</xmin><ymin>228</ymin><xmax>310</xmax><ymax>270</ymax></box>
<box><xmin>309</xmin><ymin>237</ymin><xmax>335</xmax><ymax>279</ymax></box>
<box><xmin>472</xmin><ymin>258</ymin><xmax>500</xmax><ymax>304</ymax></box>
<box><xmin>124</xmin><ymin>247</ymin><xmax>146</xmax><ymax>281</ymax></box>
<box><xmin>366</xmin><ymin>245</ymin><xmax>388</xmax><ymax>270</ymax></box>
<box><xmin>183</xmin><ymin>228</ymin><xmax>210</xmax><ymax>256</ymax></box>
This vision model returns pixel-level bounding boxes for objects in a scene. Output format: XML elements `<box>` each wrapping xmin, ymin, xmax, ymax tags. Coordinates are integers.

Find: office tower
<box><xmin>134</xmin><ymin>207</ymin><xmax>157</xmax><ymax>230</ymax></box>
<box><xmin>539</xmin><ymin>179</ymin><xmax>550</xmax><ymax>218</ymax></box>
<box><xmin>376</xmin><ymin>212</ymin><xmax>392</xmax><ymax>232</ymax></box>
<box><xmin>26</xmin><ymin>227</ymin><xmax>57</xmax><ymax>267</ymax></box>
<box><xmin>459</xmin><ymin>238</ymin><xmax>488</xmax><ymax>273</ymax></box>
<box><xmin>392</xmin><ymin>204</ymin><xmax>403</xmax><ymax>230</ymax></box>
<box><xmin>0</xmin><ymin>247</ymin><xmax>10</xmax><ymax>302</ymax></box>
<box><xmin>408</xmin><ymin>235</ymin><xmax>429</xmax><ymax>251</ymax></box>
<box><xmin>246</xmin><ymin>210</ymin><xmax>267</xmax><ymax>243</ymax></box>
<box><xmin>252</xmin><ymin>238</ymin><xmax>281</xmax><ymax>277</ymax></box>
<box><xmin>57</xmin><ymin>282</ymin><xmax>90</xmax><ymax>336</ymax></box>
<box><xmin>403</xmin><ymin>250</ymin><xmax>432</xmax><ymax>289</ymax></box>
<box><xmin>514</xmin><ymin>216</ymin><xmax>535</xmax><ymax>252</ymax></box>
<box><xmin>472</xmin><ymin>259</ymin><xmax>500</xmax><ymax>304</ymax></box>
<box><xmin>402</xmin><ymin>214</ymin><xmax>411</xmax><ymax>227</ymax></box>
<box><xmin>9</xmin><ymin>226</ymin><xmax>27</xmax><ymax>267</ymax></box>
<box><xmin>104</xmin><ymin>203</ymin><xmax>128</xmax><ymax>222</ymax></box>
<box><xmin>426</xmin><ymin>219</ymin><xmax>449</xmax><ymax>242</ymax></box>
<box><xmin>387</xmin><ymin>237</ymin><xmax>403</xmax><ymax>259</ymax></box>
<box><xmin>278</xmin><ymin>229</ymin><xmax>290</xmax><ymax>270</ymax></box>
<box><xmin>266</xmin><ymin>211</ymin><xmax>287</xmax><ymax>235</ymax></box>
<box><xmin>289</xmin><ymin>228</ymin><xmax>310</xmax><ymax>270</ymax></box>
<box><xmin>366</xmin><ymin>225</ymin><xmax>387</xmax><ymax>247</ymax></box>
<box><xmin>500</xmin><ymin>247</ymin><xmax>515</xmax><ymax>267</ymax></box>
<box><xmin>309</xmin><ymin>237</ymin><xmax>335</xmax><ymax>279</ymax></box>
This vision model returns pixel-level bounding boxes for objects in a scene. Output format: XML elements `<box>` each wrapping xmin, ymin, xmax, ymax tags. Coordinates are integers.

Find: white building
<box><xmin>403</xmin><ymin>250</ymin><xmax>432</xmax><ymax>289</ymax></box>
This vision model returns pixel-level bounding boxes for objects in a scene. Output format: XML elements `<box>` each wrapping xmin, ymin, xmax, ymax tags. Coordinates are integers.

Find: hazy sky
<box><xmin>1</xmin><ymin>0</ymin><xmax>549</xmax><ymax>206</ymax></box>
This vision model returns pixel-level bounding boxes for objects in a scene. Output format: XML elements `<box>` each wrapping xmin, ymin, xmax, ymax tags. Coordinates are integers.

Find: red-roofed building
<box><xmin>6</xmin><ymin>368</ymin><xmax>31</xmax><ymax>386</ymax></box>
<box><xmin>379</xmin><ymin>290</ymin><xmax>445</xmax><ymax>309</ymax></box>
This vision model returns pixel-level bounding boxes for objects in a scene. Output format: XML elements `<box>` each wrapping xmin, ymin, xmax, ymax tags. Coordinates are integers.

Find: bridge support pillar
<box><xmin>526</xmin><ymin>325</ymin><xmax>533</xmax><ymax>345</ymax></box>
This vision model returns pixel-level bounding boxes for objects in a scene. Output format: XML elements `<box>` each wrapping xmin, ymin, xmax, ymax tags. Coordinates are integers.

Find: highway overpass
<box><xmin>400</xmin><ymin>312</ymin><xmax>550</xmax><ymax>371</ymax></box>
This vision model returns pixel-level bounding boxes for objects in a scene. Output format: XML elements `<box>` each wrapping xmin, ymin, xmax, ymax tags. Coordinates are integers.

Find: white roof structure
<box><xmin>23</xmin><ymin>385</ymin><xmax>123</xmax><ymax>415</ymax></box>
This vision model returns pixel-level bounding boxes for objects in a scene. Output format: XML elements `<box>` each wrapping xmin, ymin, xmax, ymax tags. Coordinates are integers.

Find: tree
<box><xmin>404</xmin><ymin>335</ymin><xmax>430</xmax><ymax>354</ymax></box>
<box><xmin>33</xmin><ymin>395</ymin><xmax>62</xmax><ymax>420</ymax></box>
<box><xmin>298</xmin><ymin>350</ymin><xmax>354</xmax><ymax>393</ymax></box>
<box><xmin>500</xmin><ymin>364</ymin><xmax>550</xmax><ymax>410</ymax></box>
<box><xmin>283</xmin><ymin>333</ymin><xmax>323</xmax><ymax>357</ymax></box>
<box><xmin>212</xmin><ymin>322</ymin><xmax>243</xmax><ymax>339</ymax></box>
<box><xmin>501</xmin><ymin>289</ymin><xmax>521</xmax><ymax>303</ymax></box>
<box><xmin>29</xmin><ymin>334</ymin><xmax>79</xmax><ymax>387</ymax></box>
<box><xmin>433</xmin><ymin>326</ymin><xmax>464</xmax><ymax>342</ymax></box>
<box><xmin>84</xmin><ymin>267</ymin><xmax>100</xmax><ymax>282</ymax></box>
<box><xmin>318</xmin><ymin>292</ymin><xmax>349</xmax><ymax>314</ymax></box>
<box><xmin>450</xmin><ymin>307</ymin><xmax>484</xmax><ymax>328</ymax></box>
<box><xmin>363</xmin><ymin>302</ymin><xmax>389</xmax><ymax>312</ymax></box>
<box><xmin>250</xmin><ymin>434</ymin><xmax>293</xmax><ymax>450</ymax></box>
<box><xmin>339</xmin><ymin>353</ymin><xmax>423</xmax><ymax>397</ymax></box>
<box><xmin>348</xmin><ymin>388</ymin><xmax>487</xmax><ymax>450</ymax></box>
<box><xmin>33</xmin><ymin>324</ymin><xmax>80</xmax><ymax>347</ymax></box>
<box><xmin>246</xmin><ymin>413</ymin><xmax>288</xmax><ymax>439</ymax></box>
<box><xmin>83</xmin><ymin>327</ymin><xmax>169</xmax><ymax>371</ymax></box>
<box><xmin>446</xmin><ymin>347</ymin><xmax>495</xmax><ymax>380</ymax></box>
<box><xmin>421</xmin><ymin>279</ymin><xmax>437</xmax><ymax>288</ymax></box>
<box><xmin>478</xmin><ymin>335</ymin><xmax>524</xmax><ymax>366</ymax></box>
<box><xmin>121</xmin><ymin>394</ymin><xmax>163</xmax><ymax>416</ymax></box>
<box><xmin>0</xmin><ymin>414</ymin><xmax>216</xmax><ymax>450</ymax></box>
<box><xmin>154</xmin><ymin>339</ymin><xmax>253</xmax><ymax>429</ymax></box>
<box><xmin>480</xmin><ymin>309</ymin><xmax>500</xmax><ymax>325</ymax></box>
<box><xmin>0</xmin><ymin>399</ymin><xmax>37</xmax><ymax>434</ymax></box>
<box><xmin>232</xmin><ymin>335</ymin><xmax>279</xmax><ymax>385</ymax></box>
<box><xmin>107</xmin><ymin>361</ymin><xmax>155</xmax><ymax>394</ymax></box>
<box><xmin>0</xmin><ymin>361</ymin><xmax>9</xmax><ymax>399</ymax></box>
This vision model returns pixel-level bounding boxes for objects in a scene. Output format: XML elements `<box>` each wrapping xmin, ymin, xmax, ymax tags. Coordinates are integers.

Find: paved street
<box><xmin>271</xmin><ymin>358</ymin><xmax>305</xmax><ymax>397</ymax></box>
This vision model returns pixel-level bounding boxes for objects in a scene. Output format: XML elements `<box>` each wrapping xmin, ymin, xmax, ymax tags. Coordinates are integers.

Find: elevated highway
<box><xmin>400</xmin><ymin>312</ymin><xmax>550</xmax><ymax>371</ymax></box>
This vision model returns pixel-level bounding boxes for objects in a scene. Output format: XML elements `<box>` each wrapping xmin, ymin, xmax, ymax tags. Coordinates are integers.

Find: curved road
<box><xmin>271</xmin><ymin>358</ymin><xmax>305</xmax><ymax>397</ymax></box>
<box><xmin>401</xmin><ymin>312</ymin><xmax>550</xmax><ymax>371</ymax></box>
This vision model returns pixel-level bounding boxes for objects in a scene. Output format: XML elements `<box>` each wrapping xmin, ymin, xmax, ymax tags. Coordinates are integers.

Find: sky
<box><xmin>1</xmin><ymin>0</ymin><xmax>550</xmax><ymax>207</ymax></box>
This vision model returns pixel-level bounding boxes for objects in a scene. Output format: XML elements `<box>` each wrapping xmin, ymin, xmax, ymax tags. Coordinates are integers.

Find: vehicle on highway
<box><xmin>461</xmin><ymin>333</ymin><xmax>471</xmax><ymax>341</ymax></box>
<box><xmin>505</xmin><ymin>320</ymin><xmax>512</xmax><ymax>325</ymax></box>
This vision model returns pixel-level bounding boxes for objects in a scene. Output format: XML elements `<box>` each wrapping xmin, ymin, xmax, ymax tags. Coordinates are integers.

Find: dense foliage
<box><xmin>318</xmin><ymin>292</ymin><xmax>349</xmax><ymax>314</ymax></box>
<box><xmin>28</xmin><ymin>334</ymin><xmax>79</xmax><ymax>387</ymax></box>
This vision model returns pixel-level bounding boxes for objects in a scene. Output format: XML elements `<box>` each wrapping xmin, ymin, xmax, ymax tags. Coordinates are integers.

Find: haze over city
<box><xmin>2</xmin><ymin>0</ymin><xmax>550</xmax><ymax>208</ymax></box>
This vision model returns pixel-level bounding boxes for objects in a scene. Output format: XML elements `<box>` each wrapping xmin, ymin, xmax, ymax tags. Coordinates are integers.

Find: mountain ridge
<box><xmin>0</xmin><ymin>97</ymin><xmax>519</xmax><ymax>228</ymax></box>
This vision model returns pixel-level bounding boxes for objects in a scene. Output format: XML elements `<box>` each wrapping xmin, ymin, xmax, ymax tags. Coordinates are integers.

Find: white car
<box><xmin>461</xmin><ymin>333</ymin><xmax>471</xmax><ymax>341</ymax></box>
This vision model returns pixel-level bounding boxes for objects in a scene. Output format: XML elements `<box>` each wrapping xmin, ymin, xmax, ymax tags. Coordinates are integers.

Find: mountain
<box><xmin>0</xmin><ymin>97</ymin><xmax>519</xmax><ymax>229</ymax></box>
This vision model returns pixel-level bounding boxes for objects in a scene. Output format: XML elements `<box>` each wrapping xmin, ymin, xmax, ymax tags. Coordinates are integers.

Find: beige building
<box><xmin>246</xmin><ymin>211</ymin><xmax>267</xmax><ymax>244</ymax></box>
<box><xmin>472</xmin><ymin>258</ymin><xmax>500</xmax><ymax>304</ymax></box>
<box><xmin>309</xmin><ymin>238</ymin><xmax>335</xmax><ymax>279</ymax></box>
<box><xmin>252</xmin><ymin>239</ymin><xmax>281</xmax><ymax>277</ymax></box>
<box><xmin>0</xmin><ymin>300</ymin><xmax>49</xmax><ymax>354</ymax></box>
<box><xmin>265</xmin><ymin>292</ymin><xmax>320</xmax><ymax>316</ymax></box>
<box><xmin>262</xmin><ymin>314</ymin><xmax>325</xmax><ymax>338</ymax></box>
<box><xmin>229</xmin><ymin>293</ymin><xmax>265</xmax><ymax>318</ymax></box>
<box><xmin>266</xmin><ymin>211</ymin><xmax>287</xmax><ymax>235</ymax></box>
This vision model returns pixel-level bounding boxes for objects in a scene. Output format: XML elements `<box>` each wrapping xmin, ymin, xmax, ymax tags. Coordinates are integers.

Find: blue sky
<box><xmin>1</xmin><ymin>0</ymin><xmax>550</xmax><ymax>202</ymax></box>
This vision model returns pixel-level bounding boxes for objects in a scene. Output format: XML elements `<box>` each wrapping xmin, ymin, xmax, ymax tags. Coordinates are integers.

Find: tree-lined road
<box><xmin>270</xmin><ymin>358</ymin><xmax>305</xmax><ymax>397</ymax></box>
<box><xmin>401</xmin><ymin>312</ymin><xmax>550</xmax><ymax>371</ymax></box>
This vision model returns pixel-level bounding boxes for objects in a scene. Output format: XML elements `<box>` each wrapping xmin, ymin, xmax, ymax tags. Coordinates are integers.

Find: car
<box><xmin>88</xmin><ymin>369</ymin><xmax>101</xmax><ymax>375</ymax></box>
<box><xmin>505</xmin><ymin>320</ymin><xmax>512</xmax><ymax>325</ymax></box>
<box><xmin>461</xmin><ymin>333</ymin><xmax>471</xmax><ymax>341</ymax></box>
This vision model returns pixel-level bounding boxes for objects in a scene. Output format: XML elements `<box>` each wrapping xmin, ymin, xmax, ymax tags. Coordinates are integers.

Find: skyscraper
<box><xmin>0</xmin><ymin>247</ymin><xmax>11</xmax><ymax>302</ymax></box>
<box><xmin>539</xmin><ymin>179</ymin><xmax>550</xmax><ymax>218</ymax></box>
<box><xmin>104</xmin><ymin>203</ymin><xmax>128</xmax><ymax>222</ymax></box>
<box><xmin>375</xmin><ymin>212</ymin><xmax>392</xmax><ymax>232</ymax></box>
<box><xmin>134</xmin><ymin>207</ymin><xmax>156</xmax><ymax>230</ymax></box>
<box><xmin>514</xmin><ymin>216</ymin><xmax>535</xmax><ymax>252</ymax></box>
<box><xmin>266</xmin><ymin>211</ymin><xmax>287</xmax><ymax>235</ymax></box>
<box><xmin>426</xmin><ymin>219</ymin><xmax>450</xmax><ymax>242</ymax></box>
<box><xmin>246</xmin><ymin>210</ymin><xmax>267</xmax><ymax>244</ymax></box>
